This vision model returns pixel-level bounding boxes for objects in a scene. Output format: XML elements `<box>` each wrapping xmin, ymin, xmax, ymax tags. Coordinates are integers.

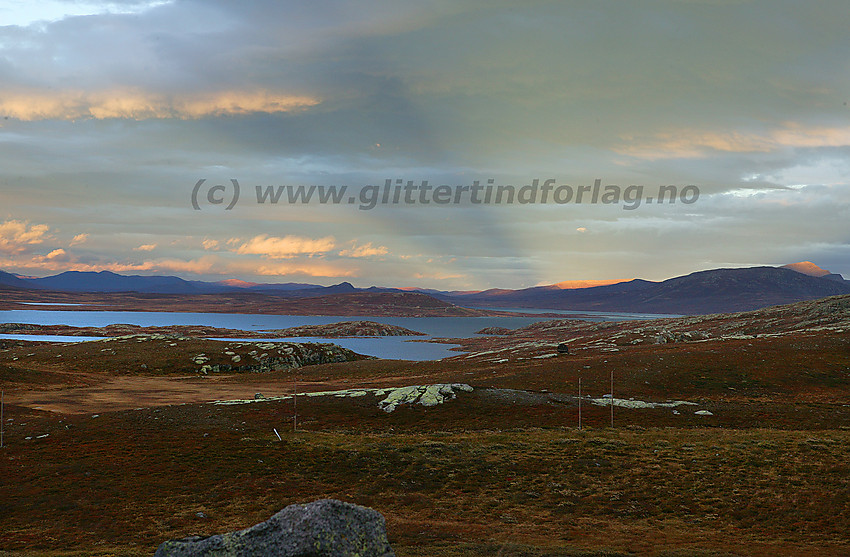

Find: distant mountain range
<box><xmin>1</xmin><ymin>262</ymin><xmax>847</xmax><ymax>315</ymax></box>
<box><xmin>0</xmin><ymin>269</ymin><xmax>360</xmax><ymax>297</ymax></box>
<box><xmin>438</xmin><ymin>265</ymin><xmax>850</xmax><ymax>315</ymax></box>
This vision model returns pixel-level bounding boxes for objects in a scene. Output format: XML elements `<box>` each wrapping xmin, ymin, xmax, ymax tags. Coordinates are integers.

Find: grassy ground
<box><xmin>1</xmin><ymin>303</ymin><xmax>849</xmax><ymax>555</ymax></box>
<box><xmin>1</xmin><ymin>397</ymin><xmax>848</xmax><ymax>556</ymax></box>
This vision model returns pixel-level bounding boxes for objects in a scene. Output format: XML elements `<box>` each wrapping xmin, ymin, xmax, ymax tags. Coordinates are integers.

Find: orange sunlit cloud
<box><xmin>30</xmin><ymin>249</ymin><xmax>71</xmax><ymax>264</ymax></box>
<box><xmin>255</xmin><ymin>262</ymin><xmax>358</xmax><ymax>278</ymax></box>
<box><xmin>236</xmin><ymin>234</ymin><xmax>336</xmax><ymax>259</ymax></box>
<box><xmin>338</xmin><ymin>242</ymin><xmax>389</xmax><ymax>258</ymax></box>
<box><xmin>0</xmin><ymin>220</ymin><xmax>52</xmax><ymax>254</ymax></box>
<box><xmin>0</xmin><ymin>252</ymin><xmax>354</xmax><ymax>279</ymax></box>
<box><xmin>617</xmin><ymin>124</ymin><xmax>850</xmax><ymax>160</ymax></box>
<box><xmin>69</xmin><ymin>233</ymin><xmax>89</xmax><ymax>246</ymax></box>
<box><xmin>0</xmin><ymin>89</ymin><xmax>320</xmax><ymax>121</ymax></box>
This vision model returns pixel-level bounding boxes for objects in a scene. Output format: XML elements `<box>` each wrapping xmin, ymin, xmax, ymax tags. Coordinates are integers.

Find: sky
<box><xmin>1</xmin><ymin>0</ymin><xmax>849</xmax><ymax>290</ymax></box>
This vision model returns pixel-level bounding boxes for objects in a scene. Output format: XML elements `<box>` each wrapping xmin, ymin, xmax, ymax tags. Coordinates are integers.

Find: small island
<box><xmin>267</xmin><ymin>320</ymin><xmax>425</xmax><ymax>338</ymax></box>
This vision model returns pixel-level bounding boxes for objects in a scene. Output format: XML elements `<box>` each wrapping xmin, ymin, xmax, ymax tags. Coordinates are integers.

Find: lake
<box><xmin>0</xmin><ymin>308</ymin><xmax>673</xmax><ymax>361</ymax></box>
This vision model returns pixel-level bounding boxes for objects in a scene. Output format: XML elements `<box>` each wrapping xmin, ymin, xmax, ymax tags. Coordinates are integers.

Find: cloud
<box><xmin>135</xmin><ymin>243</ymin><xmax>157</xmax><ymax>252</ymax></box>
<box><xmin>1</xmin><ymin>254</ymin><xmax>224</xmax><ymax>277</ymax></box>
<box><xmin>255</xmin><ymin>262</ymin><xmax>357</xmax><ymax>278</ymax></box>
<box><xmin>0</xmin><ymin>0</ymin><xmax>173</xmax><ymax>27</ymax></box>
<box><xmin>235</xmin><ymin>235</ymin><xmax>336</xmax><ymax>259</ymax></box>
<box><xmin>2</xmin><ymin>1</ymin><xmax>850</xmax><ymax>288</ymax></box>
<box><xmin>28</xmin><ymin>248</ymin><xmax>72</xmax><ymax>265</ymax></box>
<box><xmin>69</xmin><ymin>233</ymin><xmax>89</xmax><ymax>246</ymax></box>
<box><xmin>412</xmin><ymin>271</ymin><xmax>468</xmax><ymax>281</ymax></box>
<box><xmin>617</xmin><ymin>124</ymin><xmax>850</xmax><ymax>160</ymax></box>
<box><xmin>339</xmin><ymin>242</ymin><xmax>389</xmax><ymax>258</ymax></box>
<box><xmin>0</xmin><ymin>220</ymin><xmax>52</xmax><ymax>254</ymax></box>
<box><xmin>0</xmin><ymin>89</ymin><xmax>320</xmax><ymax>121</ymax></box>
<box><xmin>37</xmin><ymin>248</ymin><xmax>69</xmax><ymax>262</ymax></box>
<box><xmin>151</xmin><ymin>257</ymin><xmax>219</xmax><ymax>275</ymax></box>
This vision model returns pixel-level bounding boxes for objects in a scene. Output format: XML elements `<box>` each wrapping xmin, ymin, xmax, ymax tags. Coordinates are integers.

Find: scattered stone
<box><xmin>652</xmin><ymin>330</ymin><xmax>712</xmax><ymax>344</ymax></box>
<box><xmin>695</xmin><ymin>410</ymin><xmax>714</xmax><ymax>416</ymax></box>
<box><xmin>154</xmin><ymin>499</ymin><xmax>394</xmax><ymax>557</ymax></box>
<box><xmin>590</xmin><ymin>397</ymin><xmax>698</xmax><ymax>410</ymax></box>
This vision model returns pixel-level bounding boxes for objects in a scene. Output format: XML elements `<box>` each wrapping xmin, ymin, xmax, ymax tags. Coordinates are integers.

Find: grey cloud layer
<box><xmin>1</xmin><ymin>0</ymin><xmax>849</xmax><ymax>286</ymax></box>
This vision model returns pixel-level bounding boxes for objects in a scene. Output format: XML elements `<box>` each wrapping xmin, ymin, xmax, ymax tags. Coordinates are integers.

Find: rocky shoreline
<box><xmin>0</xmin><ymin>320</ymin><xmax>425</xmax><ymax>339</ymax></box>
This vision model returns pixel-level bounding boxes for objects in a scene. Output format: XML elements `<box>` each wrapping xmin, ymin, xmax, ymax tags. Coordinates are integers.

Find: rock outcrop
<box><xmin>0</xmin><ymin>323</ymin><xmax>41</xmax><ymax>333</ymax></box>
<box><xmin>475</xmin><ymin>326</ymin><xmax>512</xmax><ymax>335</ymax></box>
<box><xmin>154</xmin><ymin>499</ymin><xmax>395</xmax><ymax>557</ymax></box>
<box><xmin>212</xmin><ymin>384</ymin><xmax>474</xmax><ymax>413</ymax></box>
<box><xmin>267</xmin><ymin>320</ymin><xmax>425</xmax><ymax>338</ymax></box>
<box><xmin>187</xmin><ymin>341</ymin><xmax>361</xmax><ymax>375</ymax></box>
<box><xmin>378</xmin><ymin>384</ymin><xmax>473</xmax><ymax>413</ymax></box>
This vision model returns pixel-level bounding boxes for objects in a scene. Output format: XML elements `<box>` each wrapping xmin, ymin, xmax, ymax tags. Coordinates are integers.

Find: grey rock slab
<box><xmin>154</xmin><ymin>499</ymin><xmax>394</xmax><ymax>557</ymax></box>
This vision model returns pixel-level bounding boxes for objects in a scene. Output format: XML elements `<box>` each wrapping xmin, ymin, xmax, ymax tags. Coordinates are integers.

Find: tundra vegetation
<box><xmin>1</xmin><ymin>296</ymin><xmax>849</xmax><ymax>556</ymax></box>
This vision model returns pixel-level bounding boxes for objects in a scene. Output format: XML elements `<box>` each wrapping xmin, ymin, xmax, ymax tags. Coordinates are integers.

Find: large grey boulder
<box><xmin>154</xmin><ymin>499</ymin><xmax>395</xmax><ymax>557</ymax></box>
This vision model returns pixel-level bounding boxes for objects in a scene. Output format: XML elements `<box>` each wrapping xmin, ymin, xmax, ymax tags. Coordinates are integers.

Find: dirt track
<box><xmin>5</xmin><ymin>375</ymin><xmax>319</xmax><ymax>414</ymax></box>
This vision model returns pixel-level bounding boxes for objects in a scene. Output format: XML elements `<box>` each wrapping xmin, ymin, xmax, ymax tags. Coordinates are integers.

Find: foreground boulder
<box><xmin>154</xmin><ymin>499</ymin><xmax>395</xmax><ymax>557</ymax></box>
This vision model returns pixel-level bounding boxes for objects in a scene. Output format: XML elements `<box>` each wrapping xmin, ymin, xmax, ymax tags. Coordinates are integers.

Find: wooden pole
<box><xmin>1</xmin><ymin>390</ymin><xmax>4</xmax><ymax>449</ymax></box>
<box><xmin>610</xmin><ymin>369</ymin><xmax>614</xmax><ymax>428</ymax></box>
<box><xmin>293</xmin><ymin>376</ymin><xmax>297</xmax><ymax>432</ymax></box>
<box><xmin>577</xmin><ymin>378</ymin><xmax>582</xmax><ymax>430</ymax></box>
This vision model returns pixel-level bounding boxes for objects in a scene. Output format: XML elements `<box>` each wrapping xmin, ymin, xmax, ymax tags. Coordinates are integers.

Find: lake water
<box><xmin>0</xmin><ymin>308</ymin><xmax>670</xmax><ymax>361</ymax></box>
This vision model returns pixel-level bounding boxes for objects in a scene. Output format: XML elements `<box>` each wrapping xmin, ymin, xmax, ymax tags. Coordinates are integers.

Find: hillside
<box><xmin>0</xmin><ymin>288</ymin><xmax>514</xmax><ymax>317</ymax></box>
<box><xmin>442</xmin><ymin>266</ymin><xmax>850</xmax><ymax>314</ymax></box>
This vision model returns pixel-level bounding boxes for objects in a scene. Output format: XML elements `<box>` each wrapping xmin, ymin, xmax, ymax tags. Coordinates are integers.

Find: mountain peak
<box><xmin>550</xmin><ymin>278</ymin><xmax>632</xmax><ymax>290</ymax></box>
<box><xmin>782</xmin><ymin>261</ymin><xmax>842</xmax><ymax>279</ymax></box>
